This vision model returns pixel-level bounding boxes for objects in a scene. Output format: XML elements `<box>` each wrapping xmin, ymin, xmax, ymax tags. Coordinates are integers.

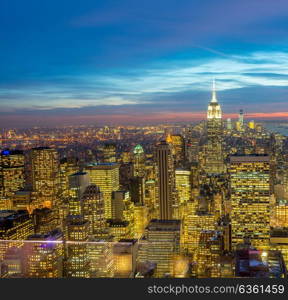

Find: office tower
<box><xmin>167</xmin><ymin>134</ymin><xmax>185</xmax><ymax>166</ymax></box>
<box><xmin>31</xmin><ymin>147</ymin><xmax>59</xmax><ymax>208</ymax></box>
<box><xmin>59</xmin><ymin>157</ymin><xmax>79</xmax><ymax>199</ymax></box>
<box><xmin>0</xmin><ymin>150</ymin><xmax>25</xmax><ymax>209</ymax></box>
<box><xmin>195</xmin><ymin>230</ymin><xmax>222</xmax><ymax>277</ymax></box>
<box><xmin>271</xmin><ymin>199</ymin><xmax>288</xmax><ymax>228</ymax></box>
<box><xmin>88</xmin><ymin>237</ymin><xmax>114</xmax><ymax>278</ymax></box>
<box><xmin>24</xmin><ymin>229</ymin><xmax>63</xmax><ymax>278</ymax></box>
<box><xmin>133</xmin><ymin>204</ymin><xmax>148</xmax><ymax>239</ymax></box>
<box><xmin>145</xmin><ymin>179</ymin><xmax>157</xmax><ymax>210</ymax></box>
<box><xmin>226</xmin><ymin>118</ymin><xmax>232</xmax><ymax>130</ymax></box>
<box><xmin>82</xmin><ymin>184</ymin><xmax>105</xmax><ymax>236</ymax></box>
<box><xmin>66</xmin><ymin>217</ymin><xmax>90</xmax><ymax>278</ymax></box>
<box><xmin>229</xmin><ymin>155</ymin><xmax>271</xmax><ymax>249</ymax></box>
<box><xmin>138</xmin><ymin>219</ymin><xmax>181</xmax><ymax>278</ymax></box>
<box><xmin>32</xmin><ymin>207</ymin><xmax>58</xmax><ymax>234</ymax></box>
<box><xmin>0</xmin><ymin>210</ymin><xmax>34</xmax><ymax>260</ymax></box>
<box><xmin>183</xmin><ymin>204</ymin><xmax>216</xmax><ymax>255</ymax></box>
<box><xmin>132</xmin><ymin>144</ymin><xmax>145</xmax><ymax>177</ymax></box>
<box><xmin>185</xmin><ymin>136</ymin><xmax>200</xmax><ymax>163</ymax></box>
<box><xmin>107</xmin><ymin>219</ymin><xmax>130</xmax><ymax>241</ymax></box>
<box><xmin>156</xmin><ymin>141</ymin><xmax>175</xmax><ymax>220</ymax></box>
<box><xmin>129</xmin><ymin>176</ymin><xmax>145</xmax><ymax>205</ymax></box>
<box><xmin>204</xmin><ymin>80</ymin><xmax>224</xmax><ymax>174</ymax></box>
<box><xmin>111</xmin><ymin>190</ymin><xmax>128</xmax><ymax>221</ymax></box>
<box><xmin>85</xmin><ymin>163</ymin><xmax>120</xmax><ymax>219</ymax></box>
<box><xmin>113</xmin><ymin>239</ymin><xmax>138</xmax><ymax>278</ymax></box>
<box><xmin>68</xmin><ymin>171</ymin><xmax>90</xmax><ymax>216</ymax></box>
<box><xmin>175</xmin><ymin>169</ymin><xmax>191</xmax><ymax>204</ymax></box>
<box><xmin>103</xmin><ymin>143</ymin><xmax>116</xmax><ymax>163</ymax></box>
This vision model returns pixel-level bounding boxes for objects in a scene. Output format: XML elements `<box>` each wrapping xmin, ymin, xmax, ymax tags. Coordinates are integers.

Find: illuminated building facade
<box><xmin>113</xmin><ymin>239</ymin><xmax>137</xmax><ymax>278</ymax></box>
<box><xmin>0</xmin><ymin>150</ymin><xmax>25</xmax><ymax>209</ymax></box>
<box><xmin>24</xmin><ymin>229</ymin><xmax>63</xmax><ymax>278</ymax></box>
<box><xmin>85</xmin><ymin>163</ymin><xmax>119</xmax><ymax>219</ymax></box>
<box><xmin>167</xmin><ymin>134</ymin><xmax>185</xmax><ymax>167</ymax></box>
<box><xmin>32</xmin><ymin>207</ymin><xmax>58</xmax><ymax>234</ymax></box>
<box><xmin>88</xmin><ymin>238</ymin><xmax>114</xmax><ymax>277</ymax></box>
<box><xmin>82</xmin><ymin>184</ymin><xmax>105</xmax><ymax>236</ymax></box>
<box><xmin>175</xmin><ymin>169</ymin><xmax>191</xmax><ymax>204</ymax></box>
<box><xmin>0</xmin><ymin>210</ymin><xmax>34</xmax><ymax>260</ymax></box>
<box><xmin>138</xmin><ymin>219</ymin><xmax>180</xmax><ymax>278</ymax></box>
<box><xmin>66</xmin><ymin>218</ymin><xmax>90</xmax><ymax>278</ymax></box>
<box><xmin>229</xmin><ymin>155</ymin><xmax>271</xmax><ymax>249</ymax></box>
<box><xmin>156</xmin><ymin>141</ymin><xmax>175</xmax><ymax>220</ymax></box>
<box><xmin>31</xmin><ymin>147</ymin><xmax>59</xmax><ymax>208</ymax></box>
<box><xmin>132</xmin><ymin>144</ymin><xmax>145</xmax><ymax>177</ymax></box>
<box><xmin>204</xmin><ymin>80</ymin><xmax>224</xmax><ymax>174</ymax></box>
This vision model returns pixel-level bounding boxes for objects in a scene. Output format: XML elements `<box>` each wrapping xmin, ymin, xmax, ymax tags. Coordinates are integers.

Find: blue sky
<box><xmin>1</xmin><ymin>0</ymin><xmax>288</xmax><ymax>127</ymax></box>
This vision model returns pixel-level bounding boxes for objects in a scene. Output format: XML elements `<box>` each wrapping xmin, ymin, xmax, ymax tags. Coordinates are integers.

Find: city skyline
<box><xmin>1</xmin><ymin>0</ymin><xmax>288</xmax><ymax>127</ymax></box>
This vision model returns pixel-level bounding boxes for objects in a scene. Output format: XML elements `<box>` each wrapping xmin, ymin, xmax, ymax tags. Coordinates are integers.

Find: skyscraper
<box><xmin>82</xmin><ymin>184</ymin><xmax>105</xmax><ymax>236</ymax></box>
<box><xmin>66</xmin><ymin>217</ymin><xmax>90</xmax><ymax>278</ymax></box>
<box><xmin>167</xmin><ymin>135</ymin><xmax>185</xmax><ymax>167</ymax></box>
<box><xmin>204</xmin><ymin>80</ymin><xmax>224</xmax><ymax>174</ymax></box>
<box><xmin>156</xmin><ymin>141</ymin><xmax>175</xmax><ymax>220</ymax></box>
<box><xmin>24</xmin><ymin>229</ymin><xmax>63</xmax><ymax>278</ymax></box>
<box><xmin>138</xmin><ymin>219</ymin><xmax>181</xmax><ymax>277</ymax></box>
<box><xmin>31</xmin><ymin>147</ymin><xmax>59</xmax><ymax>208</ymax></box>
<box><xmin>85</xmin><ymin>163</ymin><xmax>120</xmax><ymax>219</ymax></box>
<box><xmin>229</xmin><ymin>155</ymin><xmax>271</xmax><ymax>249</ymax></box>
<box><xmin>132</xmin><ymin>144</ymin><xmax>145</xmax><ymax>177</ymax></box>
<box><xmin>0</xmin><ymin>150</ymin><xmax>25</xmax><ymax>209</ymax></box>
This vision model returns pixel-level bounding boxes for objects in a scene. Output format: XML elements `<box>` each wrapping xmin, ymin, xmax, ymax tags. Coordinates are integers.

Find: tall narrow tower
<box><xmin>204</xmin><ymin>80</ymin><xmax>224</xmax><ymax>174</ymax></box>
<box><xmin>156</xmin><ymin>141</ymin><xmax>175</xmax><ymax>220</ymax></box>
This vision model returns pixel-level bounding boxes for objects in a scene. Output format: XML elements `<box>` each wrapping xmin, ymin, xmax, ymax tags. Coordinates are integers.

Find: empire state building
<box><xmin>203</xmin><ymin>80</ymin><xmax>225</xmax><ymax>174</ymax></box>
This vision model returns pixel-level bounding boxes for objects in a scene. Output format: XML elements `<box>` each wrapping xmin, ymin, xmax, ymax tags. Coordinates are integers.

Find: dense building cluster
<box><xmin>0</xmin><ymin>82</ymin><xmax>288</xmax><ymax>278</ymax></box>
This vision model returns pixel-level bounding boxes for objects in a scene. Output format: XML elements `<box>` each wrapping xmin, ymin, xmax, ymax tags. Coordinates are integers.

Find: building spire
<box><xmin>211</xmin><ymin>78</ymin><xmax>217</xmax><ymax>103</ymax></box>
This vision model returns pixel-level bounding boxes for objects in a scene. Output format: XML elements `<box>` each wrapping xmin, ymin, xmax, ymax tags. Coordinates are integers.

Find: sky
<box><xmin>1</xmin><ymin>0</ymin><xmax>288</xmax><ymax>127</ymax></box>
